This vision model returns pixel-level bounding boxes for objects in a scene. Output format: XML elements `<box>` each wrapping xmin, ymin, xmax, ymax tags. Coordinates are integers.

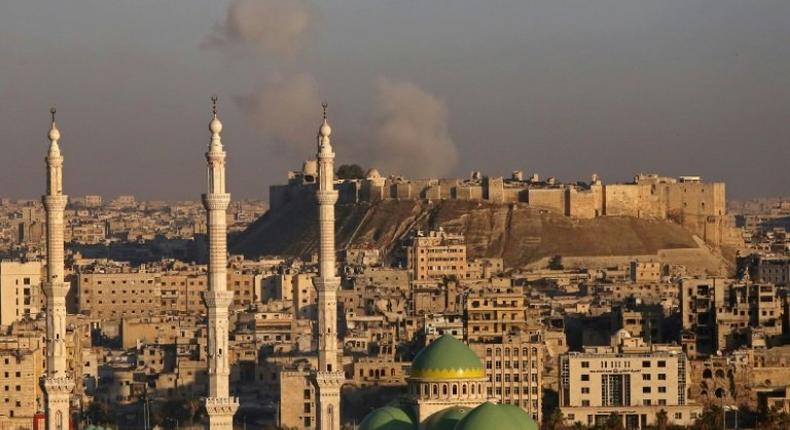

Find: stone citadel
<box><xmin>272</xmin><ymin>166</ymin><xmax>732</xmax><ymax>247</ymax></box>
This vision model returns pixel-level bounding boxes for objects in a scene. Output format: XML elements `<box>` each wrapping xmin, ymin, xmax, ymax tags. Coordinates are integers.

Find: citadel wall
<box><xmin>269</xmin><ymin>167</ymin><xmax>731</xmax><ymax>246</ymax></box>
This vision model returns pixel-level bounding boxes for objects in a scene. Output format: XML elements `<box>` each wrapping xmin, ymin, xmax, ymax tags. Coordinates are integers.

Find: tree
<box><xmin>604</xmin><ymin>413</ymin><xmax>624</xmax><ymax>430</ymax></box>
<box><xmin>655</xmin><ymin>409</ymin><xmax>668</xmax><ymax>430</ymax></box>
<box><xmin>336</xmin><ymin>164</ymin><xmax>366</xmax><ymax>180</ymax></box>
<box><xmin>542</xmin><ymin>408</ymin><xmax>567</xmax><ymax>430</ymax></box>
<box><xmin>692</xmin><ymin>405</ymin><xmax>723</xmax><ymax>430</ymax></box>
<box><xmin>84</xmin><ymin>401</ymin><xmax>115</xmax><ymax>425</ymax></box>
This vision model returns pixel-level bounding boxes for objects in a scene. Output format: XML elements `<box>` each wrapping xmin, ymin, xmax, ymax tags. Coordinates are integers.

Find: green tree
<box><xmin>336</xmin><ymin>164</ymin><xmax>366</xmax><ymax>180</ymax></box>
<box><xmin>542</xmin><ymin>408</ymin><xmax>567</xmax><ymax>430</ymax></box>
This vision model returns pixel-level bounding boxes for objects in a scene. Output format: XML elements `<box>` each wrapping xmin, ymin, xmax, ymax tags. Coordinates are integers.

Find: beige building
<box><xmin>560</xmin><ymin>334</ymin><xmax>701</xmax><ymax>429</ymax></box>
<box><xmin>407</xmin><ymin>230</ymin><xmax>467</xmax><ymax>281</ymax></box>
<box><xmin>0</xmin><ymin>261</ymin><xmax>43</xmax><ymax>326</ymax></box>
<box><xmin>629</xmin><ymin>261</ymin><xmax>662</xmax><ymax>283</ymax></box>
<box><xmin>77</xmin><ymin>271</ymin><xmax>161</xmax><ymax>319</ymax></box>
<box><xmin>469</xmin><ymin>334</ymin><xmax>543</xmax><ymax>421</ymax></box>
<box><xmin>0</xmin><ymin>345</ymin><xmax>40</xmax><ymax>427</ymax></box>
<box><xmin>466</xmin><ymin>289</ymin><xmax>536</xmax><ymax>342</ymax></box>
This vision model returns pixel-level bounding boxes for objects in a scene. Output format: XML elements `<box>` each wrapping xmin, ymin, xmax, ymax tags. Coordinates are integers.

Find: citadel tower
<box><xmin>202</xmin><ymin>97</ymin><xmax>239</xmax><ymax>430</ymax></box>
<box><xmin>42</xmin><ymin>108</ymin><xmax>75</xmax><ymax>430</ymax></box>
<box><xmin>313</xmin><ymin>104</ymin><xmax>344</xmax><ymax>430</ymax></box>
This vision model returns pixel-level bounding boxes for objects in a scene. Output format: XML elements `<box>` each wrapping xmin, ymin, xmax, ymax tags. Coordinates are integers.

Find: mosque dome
<box><xmin>425</xmin><ymin>406</ymin><xmax>471</xmax><ymax>430</ymax></box>
<box><xmin>410</xmin><ymin>335</ymin><xmax>485</xmax><ymax>380</ymax></box>
<box><xmin>358</xmin><ymin>406</ymin><xmax>415</xmax><ymax>430</ymax></box>
<box><xmin>454</xmin><ymin>402</ymin><xmax>538</xmax><ymax>430</ymax></box>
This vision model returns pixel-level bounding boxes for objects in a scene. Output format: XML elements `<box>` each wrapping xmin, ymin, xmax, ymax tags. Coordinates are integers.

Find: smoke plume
<box><xmin>367</xmin><ymin>78</ymin><xmax>459</xmax><ymax>178</ymax></box>
<box><xmin>205</xmin><ymin>0</ymin><xmax>315</xmax><ymax>57</ymax></box>
<box><xmin>234</xmin><ymin>73</ymin><xmax>322</xmax><ymax>157</ymax></box>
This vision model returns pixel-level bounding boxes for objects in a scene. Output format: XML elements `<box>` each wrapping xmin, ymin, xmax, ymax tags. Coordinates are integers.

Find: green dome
<box><xmin>359</xmin><ymin>406</ymin><xmax>415</xmax><ymax>430</ymax></box>
<box><xmin>453</xmin><ymin>402</ymin><xmax>538</xmax><ymax>430</ymax></box>
<box><xmin>411</xmin><ymin>335</ymin><xmax>485</xmax><ymax>379</ymax></box>
<box><xmin>425</xmin><ymin>406</ymin><xmax>471</xmax><ymax>430</ymax></box>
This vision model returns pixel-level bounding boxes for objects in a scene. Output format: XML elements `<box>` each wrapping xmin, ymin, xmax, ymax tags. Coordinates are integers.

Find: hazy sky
<box><xmin>1</xmin><ymin>0</ymin><xmax>789</xmax><ymax>200</ymax></box>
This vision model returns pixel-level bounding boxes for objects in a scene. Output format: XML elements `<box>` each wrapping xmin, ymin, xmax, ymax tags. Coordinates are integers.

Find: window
<box><xmin>581</xmin><ymin>361</ymin><xmax>590</xmax><ymax>368</ymax></box>
<box><xmin>581</xmin><ymin>387</ymin><xmax>590</xmax><ymax>394</ymax></box>
<box><xmin>658</xmin><ymin>360</ymin><xmax>666</xmax><ymax>368</ymax></box>
<box><xmin>642</xmin><ymin>374</ymin><xmax>651</xmax><ymax>381</ymax></box>
<box><xmin>581</xmin><ymin>400</ymin><xmax>590</xmax><ymax>406</ymax></box>
<box><xmin>642</xmin><ymin>387</ymin><xmax>651</xmax><ymax>393</ymax></box>
<box><xmin>658</xmin><ymin>373</ymin><xmax>666</xmax><ymax>380</ymax></box>
<box><xmin>581</xmin><ymin>374</ymin><xmax>589</xmax><ymax>381</ymax></box>
<box><xmin>642</xmin><ymin>361</ymin><xmax>651</xmax><ymax>368</ymax></box>
<box><xmin>658</xmin><ymin>387</ymin><xmax>666</xmax><ymax>393</ymax></box>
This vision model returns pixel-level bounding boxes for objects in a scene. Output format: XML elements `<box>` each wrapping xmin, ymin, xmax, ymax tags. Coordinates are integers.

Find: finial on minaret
<box><xmin>319</xmin><ymin>102</ymin><xmax>332</xmax><ymax>138</ymax></box>
<box><xmin>48</xmin><ymin>107</ymin><xmax>61</xmax><ymax>143</ymax></box>
<box><xmin>209</xmin><ymin>96</ymin><xmax>223</xmax><ymax>137</ymax></box>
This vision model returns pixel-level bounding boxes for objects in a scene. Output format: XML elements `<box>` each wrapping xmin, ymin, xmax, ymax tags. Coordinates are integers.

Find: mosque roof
<box><xmin>454</xmin><ymin>402</ymin><xmax>539</xmax><ymax>430</ymax></box>
<box><xmin>410</xmin><ymin>335</ymin><xmax>485</xmax><ymax>379</ymax></box>
<box><xmin>424</xmin><ymin>406</ymin><xmax>471</xmax><ymax>430</ymax></box>
<box><xmin>358</xmin><ymin>406</ymin><xmax>415</xmax><ymax>430</ymax></box>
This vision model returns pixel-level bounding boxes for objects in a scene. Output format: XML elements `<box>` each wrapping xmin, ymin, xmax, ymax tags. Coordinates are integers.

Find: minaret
<box><xmin>42</xmin><ymin>108</ymin><xmax>75</xmax><ymax>430</ymax></box>
<box><xmin>202</xmin><ymin>97</ymin><xmax>238</xmax><ymax>430</ymax></box>
<box><xmin>313</xmin><ymin>103</ymin><xmax>344</xmax><ymax>430</ymax></box>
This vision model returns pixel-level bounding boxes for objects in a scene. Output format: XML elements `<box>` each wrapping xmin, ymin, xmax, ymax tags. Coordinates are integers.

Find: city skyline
<box><xmin>2</xmin><ymin>0</ymin><xmax>790</xmax><ymax>201</ymax></box>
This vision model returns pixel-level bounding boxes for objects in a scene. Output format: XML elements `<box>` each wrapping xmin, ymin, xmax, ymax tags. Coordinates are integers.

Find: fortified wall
<box><xmin>270</xmin><ymin>162</ymin><xmax>734</xmax><ymax>246</ymax></box>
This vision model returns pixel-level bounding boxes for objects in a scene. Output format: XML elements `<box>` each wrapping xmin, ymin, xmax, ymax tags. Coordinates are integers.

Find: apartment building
<box><xmin>469</xmin><ymin>334</ymin><xmax>543</xmax><ymax>421</ymax></box>
<box><xmin>560</xmin><ymin>334</ymin><xmax>701</xmax><ymax>429</ymax></box>
<box><xmin>0</xmin><ymin>261</ymin><xmax>43</xmax><ymax>326</ymax></box>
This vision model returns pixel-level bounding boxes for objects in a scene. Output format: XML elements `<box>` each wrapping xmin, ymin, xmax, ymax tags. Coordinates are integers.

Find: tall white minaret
<box><xmin>42</xmin><ymin>108</ymin><xmax>74</xmax><ymax>430</ymax></box>
<box><xmin>313</xmin><ymin>103</ymin><xmax>343</xmax><ymax>430</ymax></box>
<box><xmin>202</xmin><ymin>97</ymin><xmax>238</xmax><ymax>430</ymax></box>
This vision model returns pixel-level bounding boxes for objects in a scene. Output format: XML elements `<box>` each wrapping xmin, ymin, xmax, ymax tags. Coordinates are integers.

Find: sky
<box><xmin>1</xmin><ymin>0</ymin><xmax>789</xmax><ymax>201</ymax></box>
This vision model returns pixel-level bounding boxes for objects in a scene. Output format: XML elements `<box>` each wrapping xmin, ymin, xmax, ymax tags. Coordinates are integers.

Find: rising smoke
<box><xmin>204</xmin><ymin>0</ymin><xmax>315</xmax><ymax>57</ymax></box>
<box><xmin>233</xmin><ymin>73</ymin><xmax>321</xmax><ymax>157</ymax></box>
<box><xmin>367</xmin><ymin>78</ymin><xmax>459</xmax><ymax>178</ymax></box>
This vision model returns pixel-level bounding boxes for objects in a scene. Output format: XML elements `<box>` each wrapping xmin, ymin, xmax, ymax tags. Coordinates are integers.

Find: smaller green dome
<box><xmin>425</xmin><ymin>406</ymin><xmax>471</xmax><ymax>430</ymax></box>
<box><xmin>359</xmin><ymin>406</ymin><xmax>415</xmax><ymax>430</ymax></box>
<box><xmin>454</xmin><ymin>402</ymin><xmax>538</xmax><ymax>430</ymax></box>
<box><xmin>411</xmin><ymin>335</ymin><xmax>485</xmax><ymax>379</ymax></box>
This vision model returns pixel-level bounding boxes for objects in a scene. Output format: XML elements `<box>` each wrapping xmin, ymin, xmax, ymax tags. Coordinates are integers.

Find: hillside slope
<box><xmin>230</xmin><ymin>199</ymin><xmax>727</xmax><ymax>272</ymax></box>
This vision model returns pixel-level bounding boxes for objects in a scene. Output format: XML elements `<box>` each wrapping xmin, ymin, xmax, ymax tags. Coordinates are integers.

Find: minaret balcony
<box><xmin>202</xmin><ymin>193</ymin><xmax>231</xmax><ymax>211</ymax></box>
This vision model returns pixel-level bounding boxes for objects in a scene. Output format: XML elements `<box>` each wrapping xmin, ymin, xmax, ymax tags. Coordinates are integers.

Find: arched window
<box><xmin>432</xmin><ymin>384</ymin><xmax>438</xmax><ymax>397</ymax></box>
<box><xmin>462</xmin><ymin>384</ymin><xmax>467</xmax><ymax>395</ymax></box>
<box><xmin>442</xmin><ymin>384</ymin><xmax>448</xmax><ymax>396</ymax></box>
<box><xmin>471</xmin><ymin>384</ymin><xmax>476</xmax><ymax>395</ymax></box>
<box><xmin>452</xmin><ymin>384</ymin><xmax>458</xmax><ymax>395</ymax></box>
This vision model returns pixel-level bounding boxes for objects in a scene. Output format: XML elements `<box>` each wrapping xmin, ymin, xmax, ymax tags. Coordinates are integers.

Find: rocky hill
<box><xmin>231</xmin><ymin>198</ymin><xmax>729</xmax><ymax>274</ymax></box>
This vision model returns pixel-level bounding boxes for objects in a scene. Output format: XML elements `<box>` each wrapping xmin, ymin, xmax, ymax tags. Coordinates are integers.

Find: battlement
<box><xmin>270</xmin><ymin>165</ymin><xmax>729</xmax><ymax>246</ymax></box>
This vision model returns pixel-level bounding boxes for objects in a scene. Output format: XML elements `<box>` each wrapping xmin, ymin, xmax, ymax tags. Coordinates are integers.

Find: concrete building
<box><xmin>201</xmin><ymin>98</ymin><xmax>239</xmax><ymax>430</ymax></box>
<box><xmin>77</xmin><ymin>271</ymin><xmax>162</xmax><ymax>319</ymax></box>
<box><xmin>560</xmin><ymin>334</ymin><xmax>701</xmax><ymax>429</ymax></box>
<box><xmin>0</xmin><ymin>261</ymin><xmax>43</xmax><ymax>326</ymax></box>
<box><xmin>41</xmin><ymin>109</ymin><xmax>75</xmax><ymax>430</ymax></box>
<box><xmin>469</xmin><ymin>334</ymin><xmax>543</xmax><ymax>421</ymax></box>
<box><xmin>0</xmin><ymin>346</ymin><xmax>40</xmax><ymax>428</ymax></box>
<box><xmin>407</xmin><ymin>230</ymin><xmax>467</xmax><ymax>281</ymax></box>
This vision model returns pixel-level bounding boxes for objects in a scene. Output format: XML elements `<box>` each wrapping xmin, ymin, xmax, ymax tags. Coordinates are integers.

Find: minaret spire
<box><xmin>313</xmin><ymin>103</ymin><xmax>343</xmax><ymax>430</ymax></box>
<box><xmin>42</xmin><ymin>107</ymin><xmax>74</xmax><ymax>430</ymax></box>
<box><xmin>202</xmin><ymin>96</ymin><xmax>238</xmax><ymax>430</ymax></box>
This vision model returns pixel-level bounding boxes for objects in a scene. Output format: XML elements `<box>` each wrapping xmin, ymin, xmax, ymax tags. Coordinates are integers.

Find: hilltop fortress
<box><xmin>271</xmin><ymin>163</ymin><xmax>736</xmax><ymax>247</ymax></box>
